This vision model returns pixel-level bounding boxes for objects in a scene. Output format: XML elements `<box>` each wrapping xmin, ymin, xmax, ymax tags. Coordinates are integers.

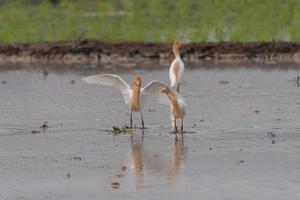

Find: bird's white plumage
<box><xmin>82</xmin><ymin>74</ymin><xmax>130</xmax><ymax>104</ymax></box>
<box><xmin>82</xmin><ymin>74</ymin><xmax>186</xmax><ymax>129</ymax></box>
<box><xmin>141</xmin><ymin>80</ymin><xmax>185</xmax><ymax>106</ymax></box>
<box><xmin>141</xmin><ymin>81</ymin><xmax>170</xmax><ymax>106</ymax></box>
<box><xmin>177</xmin><ymin>98</ymin><xmax>186</xmax><ymax>117</ymax></box>
<box><xmin>169</xmin><ymin>58</ymin><xmax>184</xmax><ymax>88</ymax></box>
<box><xmin>170</xmin><ymin>98</ymin><xmax>186</xmax><ymax>129</ymax></box>
<box><xmin>82</xmin><ymin>74</ymin><xmax>182</xmax><ymax>110</ymax></box>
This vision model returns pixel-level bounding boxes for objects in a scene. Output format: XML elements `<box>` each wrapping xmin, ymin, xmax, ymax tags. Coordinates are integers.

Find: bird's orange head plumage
<box><xmin>132</xmin><ymin>75</ymin><xmax>142</xmax><ymax>87</ymax></box>
<box><xmin>172</xmin><ymin>41</ymin><xmax>181</xmax><ymax>57</ymax></box>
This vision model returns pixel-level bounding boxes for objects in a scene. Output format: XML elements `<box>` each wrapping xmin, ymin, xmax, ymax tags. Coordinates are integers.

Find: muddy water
<box><xmin>0</xmin><ymin>65</ymin><xmax>300</xmax><ymax>200</ymax></box>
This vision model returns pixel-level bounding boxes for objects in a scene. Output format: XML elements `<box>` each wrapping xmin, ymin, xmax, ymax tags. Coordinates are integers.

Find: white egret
<box><xmin>82</xmin><ymin>74</ymin><xmax>174</xmax><ymax>128</ymax></box>
<box><xmin>169</xmin><ymin>41</ymin><xmax>184</xmax><ymax>93</ymax></box>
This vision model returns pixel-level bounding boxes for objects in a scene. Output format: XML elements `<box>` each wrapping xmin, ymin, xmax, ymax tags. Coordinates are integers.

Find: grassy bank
<box><xmin>1</xmin><ymin>0</ymin><xmax>300</xmax><ymax>43</ymax></box>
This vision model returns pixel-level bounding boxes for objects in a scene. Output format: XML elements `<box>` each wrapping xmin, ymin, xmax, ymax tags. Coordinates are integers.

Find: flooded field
<box><xmin>0</xmin><ymin>64</ymin><xmax>300</xmax><ymax>200</ymax></box>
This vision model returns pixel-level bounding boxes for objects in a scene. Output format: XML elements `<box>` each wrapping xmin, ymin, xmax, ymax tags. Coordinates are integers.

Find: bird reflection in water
<box><xmin>130</xmin><ymin>131</ymin><xmax>145</xmax><ymax>186</ymax></box>
<box><xmin>130</xmin><ymin>131</ymin><xmax>186</xmax><ymax>188</ymax></box>
<box><xmin>169</xmin><ymin>135</ymin><xmax>185</xmax><ymax>183</ymax></box>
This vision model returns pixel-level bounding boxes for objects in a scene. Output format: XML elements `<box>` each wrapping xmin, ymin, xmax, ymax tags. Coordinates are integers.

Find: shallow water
<box><xmin>0</xmin><ymin>65</ymin><xmax>300</xmax><ymax>200</ymax></box>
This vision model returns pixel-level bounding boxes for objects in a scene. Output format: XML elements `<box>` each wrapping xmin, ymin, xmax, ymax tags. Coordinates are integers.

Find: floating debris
<box><xmin>219</xmin><ymin>80</ymin><xmax>229</xmax><ymax>85</ymax></box>
<box><xmin>272</xmin><ymin>140</ymin><xmax>275</xmax><ymax>144</ymax></box>
<box><xmin>294</xmin><ymin>76</ymin><xmax>300</xmax><ymax>87</ymax></box>
<box><xmin>72</xmin><ymin>156</ymin><xmax>83</xmax><ymax>161</ymax></box>
<box><xmin>1</xmin><ymin>80</ymin><xmax>6</xmax><ymax>84</ymax></box>
<box><xmin>267</xmin><ymin>131</ymin><xmax>276</xmax><ymax>144</ymax></box>
<box><xmin>267</xmin><ymin>132</ymin><xmax>276</xmax><ymax>138</ymax></box>
<box><xmin>121</xmin><ymin>166</ymin><xmax>127</xmax><ymax>171</ymax></box>
<box><xmin>31</xmin><ymin>130</ymin><xmax>40</xmax><ymax>134</ymax></box>
<box><xmin>239</xmin><ymin>160</ymin><xmax>244</xmax><ymax>163</ymax></box>
<box><xmin>254</xmin><ymin>109</ymin><xmax>260</xmax><ymax>113</ymax></box>
<box><xmin>42</xmin><ymin>67</ymin><xmax>48</xmax><ymax>80</ymax></box>
<box><xmin>21</xmin><ymin>156</ymin><xmax>34</xmax><ymax>159</ymax></box>
<box><xmin>60</xmin><ymin>79</ymin><xmax>76</xmax><ymax>85</ymax></box>
<box><xmin>111</xmin><ymin>181</ymin><xmax>120</xmax><ymax>189</ymax></box>
<box><xmin>67</xmin><ymin>173</ymin><xmax>70</xmax><ymax>179</ymax></box>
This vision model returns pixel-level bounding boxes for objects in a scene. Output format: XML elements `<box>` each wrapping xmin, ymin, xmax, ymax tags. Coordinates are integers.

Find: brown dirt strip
<box><xmin>1</xmin><ymin>40</ymin><xmax>300</xmax><ymax>66</ymax></box>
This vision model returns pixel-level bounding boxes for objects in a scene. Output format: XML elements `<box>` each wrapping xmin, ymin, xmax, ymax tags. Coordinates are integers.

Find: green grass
<box><xmin>1</xmin><ymin>0</ymin><xmax>300</xmax><ymax>42</ymax></box>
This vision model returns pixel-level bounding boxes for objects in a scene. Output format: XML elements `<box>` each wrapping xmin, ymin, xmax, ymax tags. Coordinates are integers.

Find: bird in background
<box><xmin>161</xmin><ymin>86</ymin><xmax>186</xmax><ymax>134</ymax></box>
<box><xmin>82</xmin><ymin>74</ymin><xmax>173</xmax><ymax>129</ymax></box>
<box><xmin>169</xmin><ymin>41</ymin><xmax>184</xmax><ymax>93</ymax></box>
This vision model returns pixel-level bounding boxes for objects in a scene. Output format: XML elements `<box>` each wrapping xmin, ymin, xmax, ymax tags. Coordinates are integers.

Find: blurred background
<box><xmin>0</xmin><ymin>0</ymin><xmax>299</xmax><ymax>43</ymax></box>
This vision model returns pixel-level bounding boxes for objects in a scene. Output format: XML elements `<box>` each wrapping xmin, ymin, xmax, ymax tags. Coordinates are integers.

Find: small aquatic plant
<box><xmin>31</xmin><ymin>121</ymin><xmax>49</xmax><ymax>134</ymax></box>
<box><xmin>40</xmin><ymin>121</ymin><xmax>49</xmax><ymax>131</ymax></box>
<box><xmin>112</xmin><ymin>125</ymin><xmax>132</xmax><ymax>134</ymax></box>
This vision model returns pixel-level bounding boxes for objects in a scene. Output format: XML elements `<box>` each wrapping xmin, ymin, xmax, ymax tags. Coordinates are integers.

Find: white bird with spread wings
<box><xmin>82</xmin><ymin>74</ymin><xmax>184</xmax><ymax>129</ymax></box>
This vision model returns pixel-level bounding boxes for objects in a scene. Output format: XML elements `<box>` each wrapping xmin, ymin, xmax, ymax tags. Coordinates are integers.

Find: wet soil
<box><xmin>0</xmin><ymin>64</ymin><xmax>300</xmax><ymax>199</ymax></box>
<box><xmin>1</xmin><ymin>40</ymin><xmax>300</xmax><ymax>66</ymax></box>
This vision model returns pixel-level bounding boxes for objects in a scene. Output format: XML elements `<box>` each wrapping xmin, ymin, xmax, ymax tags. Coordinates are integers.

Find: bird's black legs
<box><xmin>181</xmin><ymin>119</ymin><xmax>183</xmax><ymax>133</ymax></box>
<box><xmin>180</xmin><ymin>119</ymin><xmax>184</xmax><ymax>143</ymax></box>
<box><xmin>172</xmin><ymin>118</ymin><xmax>184</xmax><ymax>142</ymax></box>
<box><xmin>130</xmin><ymin>111</ymin><xmax>133</xmax><ymax>128</ymax></box>
<box><xmin>129</xmin><ymin>112</ymin><xmax>144</xmax><ymax>129</ymax></box>
<box><xmin>174</xmin><ymin>119</ymin><xmax>178</xmax><ymax>140</ymax></box>
<box><xmin>140</xmin><ymin>112</ymin><xmax>145</xmax><ymax>129</ymax></box>
<box><xmin>173</xmin><ymin>119</ymin><xmax>178</xmax><ymax>133</ymax></box>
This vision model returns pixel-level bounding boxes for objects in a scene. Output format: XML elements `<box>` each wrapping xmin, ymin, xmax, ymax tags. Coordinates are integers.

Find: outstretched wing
<box><xmin>141</xmin><ymin>81</ymin><xmax>169</xmax><ymax>106</ymax></box>
<box><xmin>82</xmin><ymin>74</ymin><xmax>131</xmax><ymax>104</ymax></box>
<box><xmin>141</xmin><ymin>80</ymin><xmax>185</xmax><ymax>107</ymax></box>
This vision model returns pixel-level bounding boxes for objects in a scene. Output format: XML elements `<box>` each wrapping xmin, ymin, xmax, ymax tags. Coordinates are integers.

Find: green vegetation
<box><xmin>1</xmin><ymin>0</ymin><xmax>300</xmax><ymax>42</ymax></box>
<box><xmin>112</xmin><ymin>125</ymin><xmax>132</xmax><ymax>134</ymax></box>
